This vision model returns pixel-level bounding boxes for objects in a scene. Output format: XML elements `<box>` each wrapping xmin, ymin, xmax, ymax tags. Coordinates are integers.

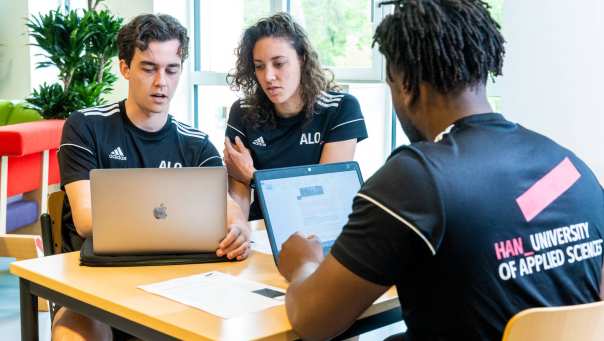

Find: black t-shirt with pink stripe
<box><xmin>331</xmin><ymin>113</ymin><xmax>604</xmax><ymax>340</ymax></box>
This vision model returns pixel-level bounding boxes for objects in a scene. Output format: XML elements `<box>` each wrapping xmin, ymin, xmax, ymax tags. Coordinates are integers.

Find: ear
<box><xmin>119</xmin><ymin>59</ymin><xmax>130</xmax><ymax>79</ymax></box>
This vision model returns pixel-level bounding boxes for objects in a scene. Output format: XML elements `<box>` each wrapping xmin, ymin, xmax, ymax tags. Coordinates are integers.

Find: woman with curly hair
<box><xmin>225</xmin><ymin>12</ymin><xmax>368</xmax><ymax>220</ymax></box>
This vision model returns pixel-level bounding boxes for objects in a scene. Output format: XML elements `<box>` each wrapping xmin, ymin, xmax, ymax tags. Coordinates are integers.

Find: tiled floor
<box><xmin>0</xmin><ymin>258</ymin><xmax>51</xmax><ymax>341</ymax></box>
<box><xmin>1</xmin><ymin>257</ymin><xmax>403</xmax><ymax>341</ymax></box>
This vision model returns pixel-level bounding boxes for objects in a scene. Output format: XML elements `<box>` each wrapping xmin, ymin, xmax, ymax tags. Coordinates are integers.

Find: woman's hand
<box><xmin>224</xmin><ymin>136</ymin><xmax>256</xmax><ymax>186</ymax></box>
<box><xmin>218</xmin><ymin>194</ymin><xmax>252</xmax><ymax>260</ymax></box>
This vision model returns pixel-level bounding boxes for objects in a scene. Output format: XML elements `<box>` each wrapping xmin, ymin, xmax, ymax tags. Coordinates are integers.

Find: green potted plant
<box><xmin>25</xmin><ymin>1</ymin><xmax>123</xmax><ymax>119</ymax></box>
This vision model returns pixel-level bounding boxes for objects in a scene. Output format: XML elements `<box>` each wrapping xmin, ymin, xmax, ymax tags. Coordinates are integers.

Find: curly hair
<box><xmin>374</xmin><ymin>0</ymin><xmax>505</xmax><ymax>104</ymax></box>
<box><xmin>117</xmin><ymin>14</ymin><xmax>189</xmax><ymax>67</ymax></box>
<box><xmin>227</xmin><ymin>12</ymin><xmax>337</xmax><ymax>128</ymax></box>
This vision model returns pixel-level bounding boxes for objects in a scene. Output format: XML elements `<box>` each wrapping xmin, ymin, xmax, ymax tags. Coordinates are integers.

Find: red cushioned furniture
<box><xmin>0</xmin><ymin>120</ymin><xmax>63</xmax><ymax>235</ymax></box>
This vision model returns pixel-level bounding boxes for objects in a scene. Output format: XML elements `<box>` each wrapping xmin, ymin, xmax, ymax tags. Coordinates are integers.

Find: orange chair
<box><xmin>502</xmin><ymin>301</ymin><xmax>604</xmax><ymax>341</ymax></box>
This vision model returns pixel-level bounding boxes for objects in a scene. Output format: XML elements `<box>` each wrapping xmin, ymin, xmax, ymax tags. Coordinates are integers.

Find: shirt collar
<box><xmin>434</xmin><ymin>113</ymin><xmax>505</xmax><ymax>142</ymax></box>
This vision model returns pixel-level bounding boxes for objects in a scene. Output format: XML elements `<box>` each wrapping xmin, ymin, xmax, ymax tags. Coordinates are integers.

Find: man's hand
<box><xmin>224</xmin><ymin>136</ymin><xmax>255</xmax><ymax>185</ymax></box>
<box><xmin>278</xmin><ymin>232</ymin><xmax>324</xmax><ymax>282</ymax></box>
<box><xmin>217</xmin><ymin>222</ymin><xmax>252</xmax><ymax>260</ymax></box>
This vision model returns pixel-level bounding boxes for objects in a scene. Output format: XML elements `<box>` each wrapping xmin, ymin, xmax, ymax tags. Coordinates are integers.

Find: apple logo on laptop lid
<box><xmin>153</xmin><ymin>203</ymin><xmax>168</xmax><ymax>220</ymax></box>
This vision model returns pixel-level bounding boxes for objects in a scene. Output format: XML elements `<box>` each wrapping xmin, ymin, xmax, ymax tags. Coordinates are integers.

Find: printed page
<box><xmin>138</xmin><ymin>271</ymin><xmax>284</xmax><ymax>318</ymax></box>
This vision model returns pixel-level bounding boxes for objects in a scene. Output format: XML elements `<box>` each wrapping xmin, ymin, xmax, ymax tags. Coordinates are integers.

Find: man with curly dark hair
<box><xmin>224</xmin><ymin>12</ymin><xmax>368</xmax><ymax>221</ymax></box>
<box><xmin>277</xmin><ymin>1</ymin><xmax>604</xmax><ymax>340</ymax></box>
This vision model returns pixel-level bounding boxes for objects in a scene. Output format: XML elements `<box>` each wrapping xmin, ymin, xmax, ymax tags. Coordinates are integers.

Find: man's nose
<box><xmin>154</xmin><ymin>70</ymin><xmax>168</xmax><ymax>87</ymax></box>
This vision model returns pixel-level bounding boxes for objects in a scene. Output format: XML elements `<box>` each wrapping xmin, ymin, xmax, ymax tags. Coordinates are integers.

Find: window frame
<box><xmin>191</xmin><ymin>0</ymin><xmax>394</xmax><ymax>160</ymax></box>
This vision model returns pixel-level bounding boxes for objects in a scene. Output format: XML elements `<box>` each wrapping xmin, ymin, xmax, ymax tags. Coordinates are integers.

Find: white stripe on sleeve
<box><xmin>356</xmin><ymin>193</ymin><xmax>437</xmax><ymax>255</ymax></box>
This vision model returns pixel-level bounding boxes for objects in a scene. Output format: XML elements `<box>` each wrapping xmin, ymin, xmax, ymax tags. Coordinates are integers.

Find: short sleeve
<box><xmin>330</xmin><ymin>147</ymin><xmax>444</xmax><ymax>285</ymax></box>
<box><xmin>58</xmin><ymin>112</ymin><xmax>98</xmax><ymax>186</ymax></box>
<box><xmin>226</xmin><ymin>100</ymin><xmax>249</xmax><ymax>147</ymax></box>
<box><xmin>197</xmin><ymin>140</ymin><xmax>223</xmax><ymax>167</ymax></box>
<box><xmin>324</xmin><ymin>94</ymin><xmax>368</xmax><ymax>143</ymax></box>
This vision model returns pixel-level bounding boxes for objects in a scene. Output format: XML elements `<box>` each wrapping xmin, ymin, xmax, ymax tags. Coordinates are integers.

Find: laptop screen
<box><xmin>255</xmin><ymin>162</ymin><xmax>363</xmax><ymax>262</ymax></box>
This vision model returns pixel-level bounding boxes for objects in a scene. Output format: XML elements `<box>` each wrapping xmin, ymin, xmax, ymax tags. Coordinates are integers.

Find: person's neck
<box><xmin>275</xmin><ymin>93</ymin><xmax>304</xmax><ymax>119</ymax></box>
<box><xmin>415</xmin><ymin>85</ymin><xmax>493</xmax><ymax>141</ymax></box>
<box><xmin>124</xmin><ymin>98</ymin><xmax>168</xmax><ymax>132</ymax></box>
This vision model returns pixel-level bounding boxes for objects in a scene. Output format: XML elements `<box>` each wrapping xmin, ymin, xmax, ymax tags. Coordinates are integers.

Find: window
<box><xmin>486</xmin><ymin>0</ymin><xmax>504</xmax><ymax>112</ymax></box>
<box><xmin>287</xmin><ymin>0</ymin><xmax>392</xmax><ymax>176</ymax></box>
<box><xmin>199</xmin><ymin>1</ymin><xmax>271</xmax><ymax>75</ymax></box>
<box><xmin>290</xmin><ymin>0</ymin><xmax>383</xmax><ymax>81</ymax></box>
<box><xmin>154</xmin><ymin>0</ymin><xmax>192</xmax><ymax>123</ymax></box>
<box><xmin>189</xmin><ymin>0</ymin><xmax>275</xmax><ymax>150</ymax></box>
<box><xmin>28</xmin><ymin>0</ymin><xmax>63</xmax><ymax>92</ymax></box>
<box><xmin>191</xmin><ymin>0</ymin><xmax>392</xmax><ymax>177</ymax></box>
<box><xmin>346</xmin><ymin>83</ymin><xmax>392</xmax><ymax>178</ymax></box>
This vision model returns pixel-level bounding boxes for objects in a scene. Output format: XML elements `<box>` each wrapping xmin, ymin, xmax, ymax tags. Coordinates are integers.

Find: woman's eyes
<box><xmin>254</xmin><ymin>61</ymin><xmax>286</xmax><ymax>70</ymax></box>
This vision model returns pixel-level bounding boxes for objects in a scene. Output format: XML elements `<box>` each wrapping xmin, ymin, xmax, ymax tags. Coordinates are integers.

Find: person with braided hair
<box><xmin>277</xmin><ymin>1</ymin><xmax>604</xmax><ymax>340</ymax></box>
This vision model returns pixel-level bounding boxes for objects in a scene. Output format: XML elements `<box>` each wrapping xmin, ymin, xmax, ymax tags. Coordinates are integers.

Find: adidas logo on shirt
<box><xmin>252</xmin><ymin>136</ymin><xmax>267</xmax><ymax>147</ymax></box>
<box><xmin>108</xmin><ymin>147</ymin><xmax>127</xmax><ymax>161</ymax></box>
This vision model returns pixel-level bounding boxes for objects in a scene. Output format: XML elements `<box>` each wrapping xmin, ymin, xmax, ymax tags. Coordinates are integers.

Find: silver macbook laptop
<box><xmin>90</xmin><ymin>167</ymin><xmax>226</xmax><ymax>255</ymax></box>
<box><xmin>254</xmin><ymin>162</ymin><xmax>363</xmax><ymax>265</ymax></box>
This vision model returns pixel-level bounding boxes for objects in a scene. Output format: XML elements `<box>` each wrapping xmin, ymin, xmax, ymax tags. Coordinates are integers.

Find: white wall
<box><xmin>501</xmin><ymin>1</ymin><xmax>604</xmax><ymax>181</ymax></box>
<box><xmin>0</xmin><ymin>1</ymin><xmax>31</xmax><ymax>100</ymax></box>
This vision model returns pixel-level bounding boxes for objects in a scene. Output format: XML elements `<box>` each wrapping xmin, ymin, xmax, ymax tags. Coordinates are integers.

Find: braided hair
<box><xmin>374</xmin><ymin>0</ymin><xmax>505</xmax><ymax>104</ymax></box>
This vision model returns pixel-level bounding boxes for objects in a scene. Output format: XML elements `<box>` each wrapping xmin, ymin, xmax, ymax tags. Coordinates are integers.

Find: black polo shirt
<box><xmin>58</xmin><ymin>100</ymin><xmax>222</xmax><ymax>251</ymax></box>
<box><xmin>331</xmin><ymin>113</ymin><xmax>604</xmax><ymax>340</ymax></box>
<box><xmin>226</xmin><ymin>91</ymin><xmax>368</xmax><ymax>219</ymax></box>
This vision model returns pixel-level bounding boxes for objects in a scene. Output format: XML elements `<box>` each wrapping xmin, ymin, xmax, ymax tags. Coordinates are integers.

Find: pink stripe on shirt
<box><xmin>516</xmin><ymin>157</ymin><xmax>581</xmax><ymax>222</ymax></box>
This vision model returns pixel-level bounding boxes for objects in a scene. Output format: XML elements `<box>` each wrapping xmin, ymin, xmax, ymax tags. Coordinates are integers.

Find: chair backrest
<box><xmin>40</xmin><ymin>191</ymin><xmax>64</xmax><ymax>256</ymax></box>
<box><xmin>502</xmin><ymin>300</ymin><xmax>604</xmax><ymax>341</ymax></box>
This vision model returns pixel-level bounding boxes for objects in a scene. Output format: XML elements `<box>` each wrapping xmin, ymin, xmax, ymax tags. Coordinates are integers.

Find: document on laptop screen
<box><xmin>260</xmin><ymin>170</ymin><xmax>361</xmax><ymax>250</ymax></box>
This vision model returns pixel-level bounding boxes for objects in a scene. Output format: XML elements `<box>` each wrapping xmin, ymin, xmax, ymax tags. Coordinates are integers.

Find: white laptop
<box><xmin>90</xmin><ymin>167</ymin><xmax>226</xmax><ymax>255</ymax></box>
<box><xmin>254</xmin><ymin>162</ymin><xmax>363</xmax><ymax>264</ymax></box>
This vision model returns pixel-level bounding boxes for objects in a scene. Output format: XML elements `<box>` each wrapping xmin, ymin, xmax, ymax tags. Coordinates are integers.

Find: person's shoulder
<box><xmin>363</xmin><ymin>145</ymin><xmax>434</xmax><ymax>195</ymax></box>
<box><xmin>315</xmin><ymin>90</ymin><xmax>354</xmax><ymax>112</ymax></box>
<box><xmin>228</xmin><ymin>98</ymin><xmax>254</xmax><ymax>124</ymax></box>
<box><xmin>359</xmin><ymin>145</ymin><xmax>445</xmax><ymax>254</ymax></box>
<box><xmin>230</xmin><ymin>98</ymin><xmax>254</xmax><ymax>112</ymax></box>
<box><xmin>73</xmin><ymin>102</ymin><xmax>121</xmax><ymax>120</ymax></box>
<box><xmin>65</xmin><ymin>102</ymin><xmax>122</xmax><ymax>129</ymax></box>
<box><xmin>315</xmin><ymin>91</ymin><xmax>363</xmax><ymax>123</ymax></box>
<box><xmin>380</xmin><ymin>145</ymin><xmax>427</xmax><ymax>172</ymax></box>
<box><xmin>171</xmin><ymin>117</ymin><xmax>210</xmax><ymax>143</ymax></box>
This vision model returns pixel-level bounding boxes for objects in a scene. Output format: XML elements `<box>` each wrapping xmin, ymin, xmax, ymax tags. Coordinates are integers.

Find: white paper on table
<box><xmin>138</xmin><ymin>271</ymin><xmax>285</xmax><ymax>319</ymax></box>
<box><xmin>251</xmin><ymin>229</ymin><xmax>273</xmax><ymax>254</ymax></box>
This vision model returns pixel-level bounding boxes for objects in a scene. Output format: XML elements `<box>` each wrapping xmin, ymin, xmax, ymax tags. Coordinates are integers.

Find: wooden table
<box><xmin>11</xmin><ymin>227</ymin><xmax>401</xmax><ymax>340</ymax></box>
